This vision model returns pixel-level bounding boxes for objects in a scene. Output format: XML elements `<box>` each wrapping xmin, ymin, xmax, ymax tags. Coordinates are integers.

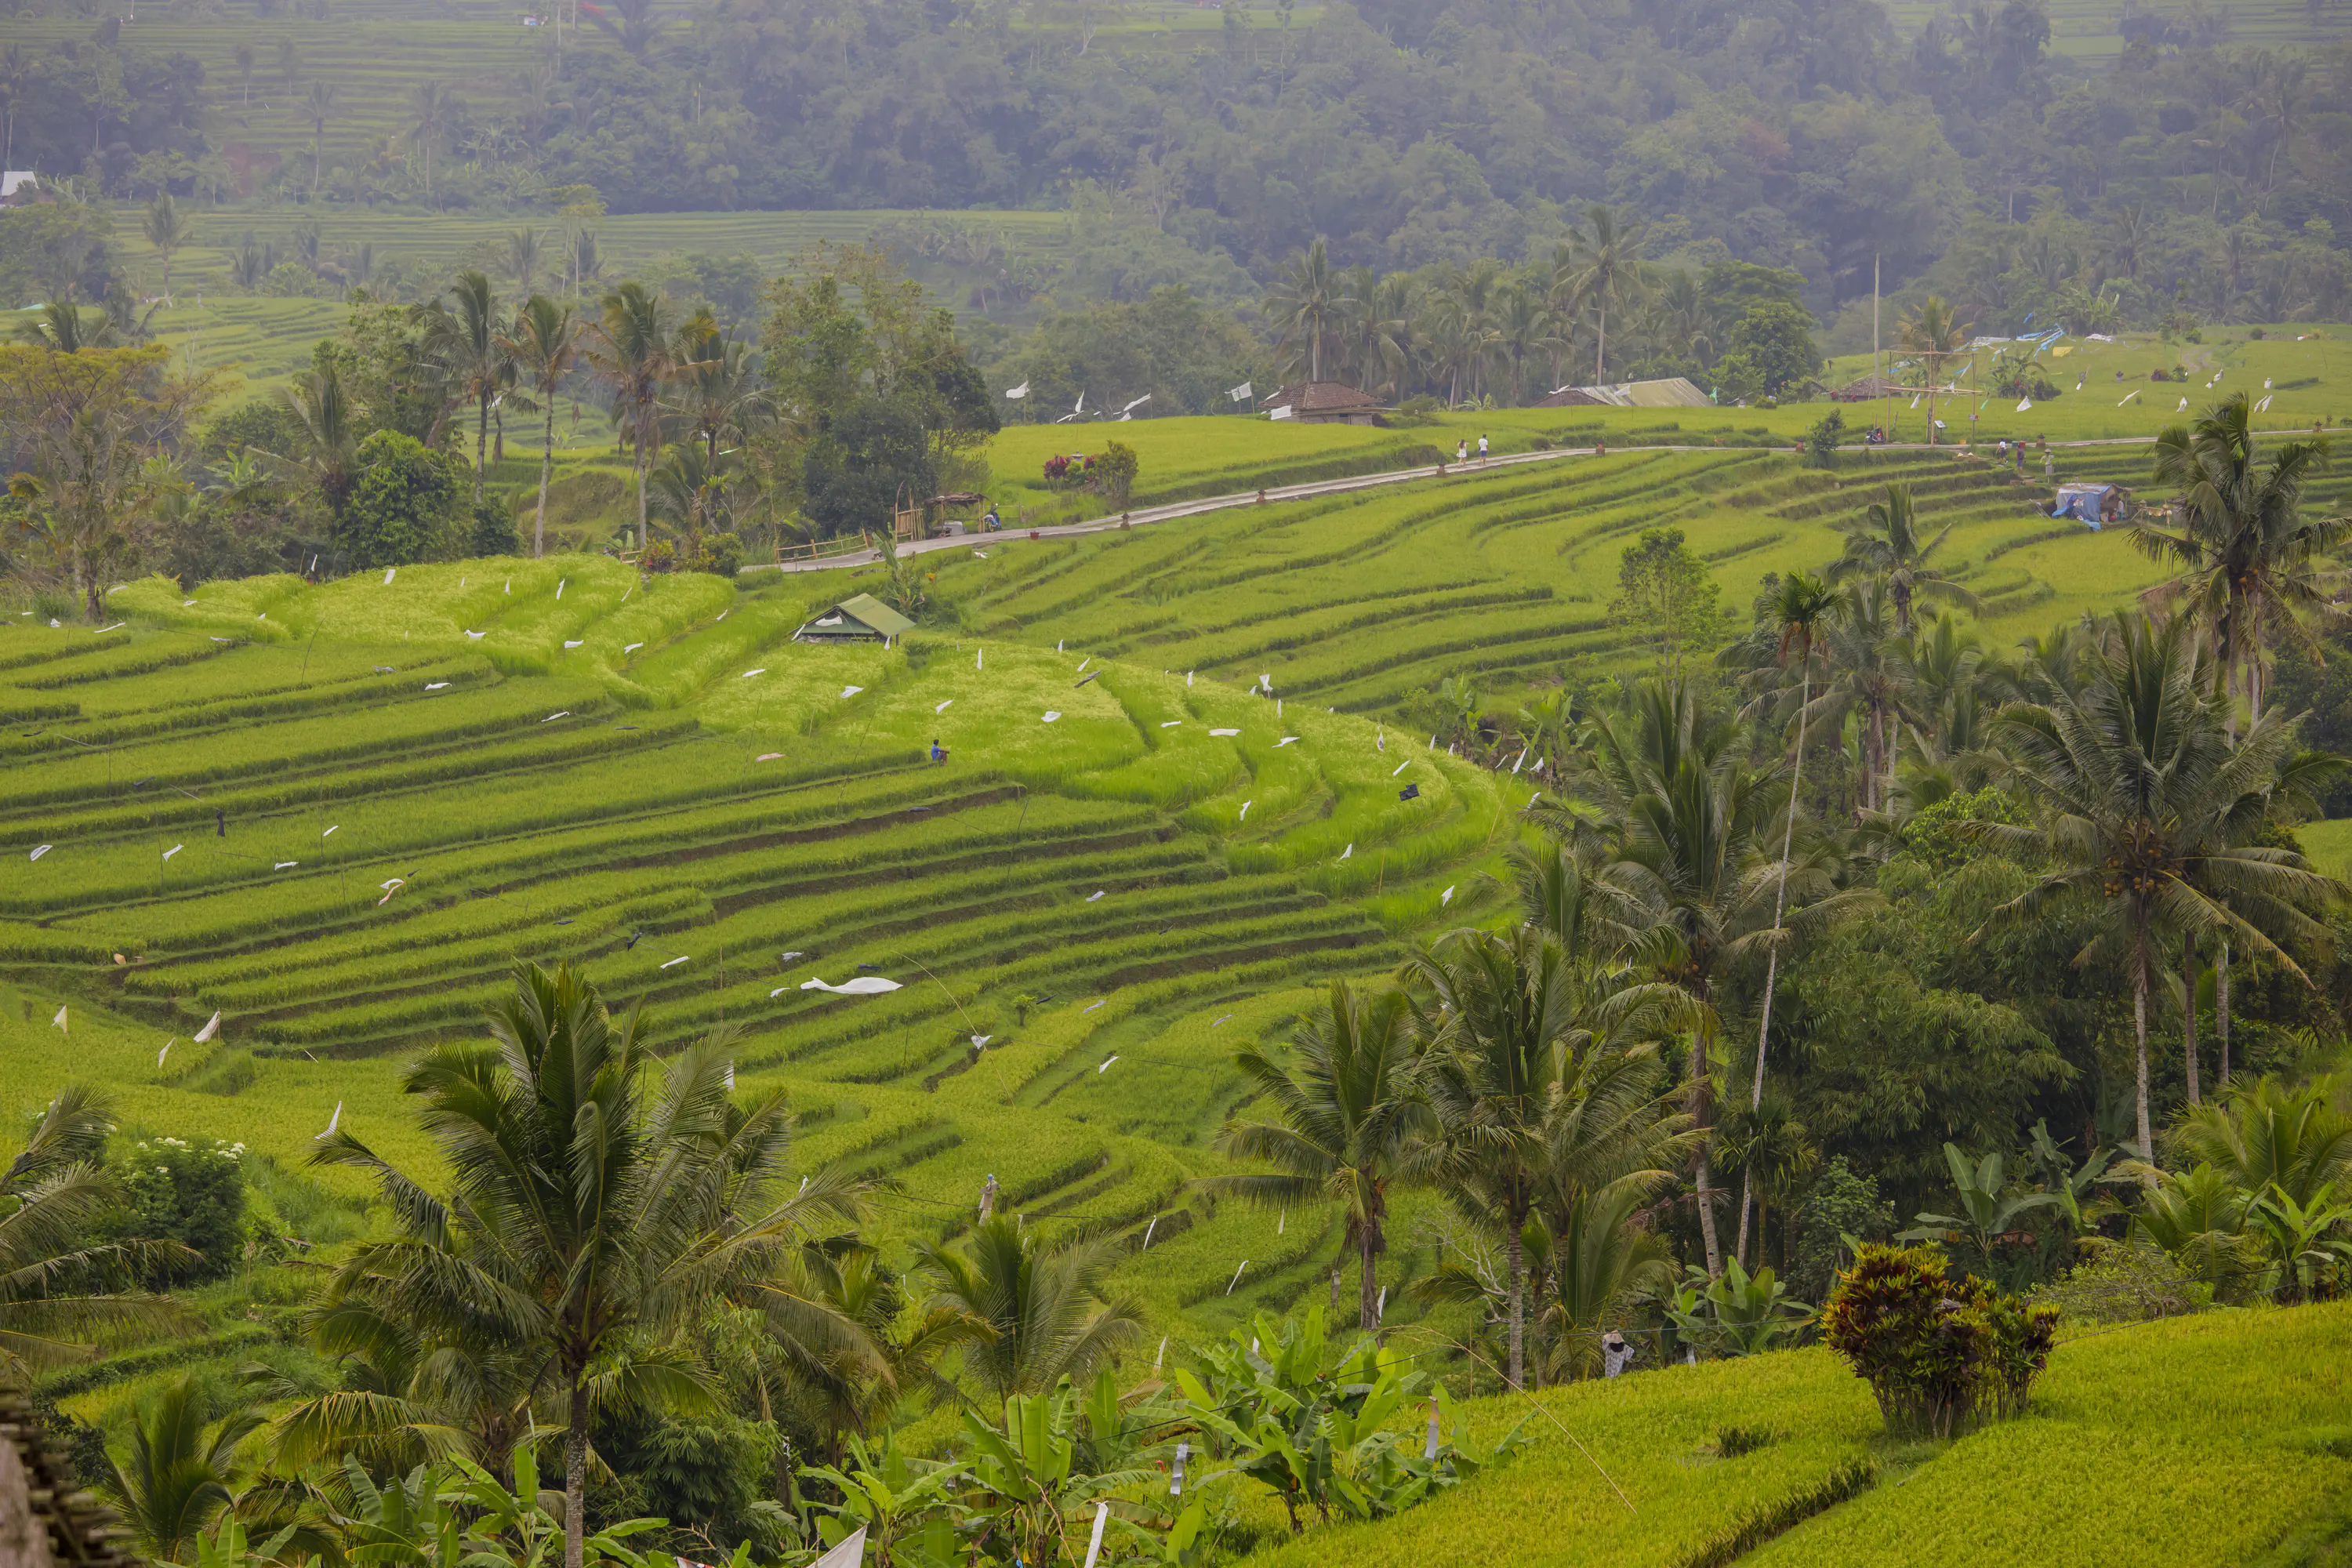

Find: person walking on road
<box><xmin>1477</xmin><ymin>433</ymin><xmax>1490</xmax><ymax>463</ymax></box>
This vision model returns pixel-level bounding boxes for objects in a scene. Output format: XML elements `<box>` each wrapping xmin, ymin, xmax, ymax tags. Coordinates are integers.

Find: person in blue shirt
<box><xmin>931</xmin><ymin>739</ymin><xmax>948</xmax><ymax>764</ymax></box>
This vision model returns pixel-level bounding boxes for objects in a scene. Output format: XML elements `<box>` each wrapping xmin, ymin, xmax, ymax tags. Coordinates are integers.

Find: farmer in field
<box><xmin>931</xmin><ymin>739</ymin><xmax>948</xmax><ymax>764</ymax></box>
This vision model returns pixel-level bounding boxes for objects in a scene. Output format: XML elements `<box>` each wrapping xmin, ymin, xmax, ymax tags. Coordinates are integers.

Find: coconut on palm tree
<box><xmin>1207</xmin><ymin>980</ymin><xmax>1432</xmax><ymax>1330</ymax></box>
<box><xmin>1979</xmin><ymin>613</ymin><xmax>2343</xmax><ymax>1157</ymax></box>
<box><xmin>311</xmin><ymin>962</ymin><xmax>865</xmax><ymax>1568</ymax></box>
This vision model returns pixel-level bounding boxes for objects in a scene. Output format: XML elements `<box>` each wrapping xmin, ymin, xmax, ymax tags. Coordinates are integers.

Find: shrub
<box><xmin>1791</xmin><ymin>1156</ymin><xmax>1895</xmax><ymax>1305</ymax></box>
<box><xmin>469</xmin><ymin>498</ymin><xmax>520</xmax><ymax>557</ymax></box>
<box><xmin>1820</xmin><ymin>1242</ymin><xmax>2058</xmax><ymax>1438</ymax></box>
<box><xmin>338</xmin><ymin>430</ymin><xmax>466</xmax><ymax>568</ymax></box>
<box><xmin>112</xmin><ymin>1135</ymin><xmax>249</xmax><ymax>1287</ymax></box>
<box><xmin>1095</xmin><ymin>439</ymin><xmax>1139</xmax><ymax>505</ymax></box>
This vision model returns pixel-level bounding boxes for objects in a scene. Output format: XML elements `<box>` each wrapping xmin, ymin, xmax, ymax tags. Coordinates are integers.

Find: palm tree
<box><xmin>271</xmin><ymin>360</ymin><xmax>361</xmax><ymax>518</ymax></box>
<box><xmin>665</xmin><ymin>314</ymin><xmax>771</xmax><ymax>470</ymax></box>
<box><xmin>430</xmin><ymin>270</ymin><xmax>510</xmax><ymax>505</ymax></box>
<box><xmin>103</xmin><ymin>1376</ymin><xmax>260</xmax><ymax>1561</ymax></box>
<box><xmin>231</xmin><ymin>42</ymin><xmax>254</xmax><ymax>109</ymax></box>
<box><xmin>589</xmin><ymin>281</ymin><xmax>670</xmax><ymax>549</ymax></box>
<box><xmin>1734</xmin><ymin>570</ymin><xmax>1839</xmax><ymax>1261</ymax></box>
<box><xmin>16</xmin><ymin>302</ymin><xmax>115</xmax><ymax>352</ymax></box>
<box><xmin>915</xmin><ymin>1216</ymin><xmax>1140</xmax><ymax>1403</ymax></box>
<box><xmin>141</xmin><ymin>194</ymin><xmax>191</xmax><ymax>299</ymax></box>
<box><xmin>312</xmin><ymin>961</ymin><xmax>864</xmax><ymax>1568</ymax></box>
<box><xmin>501</xmin><ymin>293</ymin><xmax>582</xmax><ymax>557</ymax></box>
<box><xmin>1</xmin><ymin>1087</ymin><xmax>198</xmax><ymax>1382</ymax></box>
<box><xmin>506</xmin><ymin>227</ymin><xmax>544</xmax><ymax>296</ymax></box>
<box><xmin>746</xmin><ymin>1243</ymin><xmax>975</xmax><ymax>1465</ymax></box>
<box><xmin>1207</xmin><ymin>981</ymin><xmax>1433</xmax><ymax>1330</ymax></box>
<box><xmin>1269</xmin><ymin>237</ymin><xmax>1340</xmax><ymax>383</ymax></box>
<box><xmin>1895</xmin><ymin>296</ymin><xmax>1971</xmax><ymax>446</ymax></box>
<box><xmin>1557</xmin><ymin>204</ymin><xmax>1653</xmax><ymax>384</ymax></box>
<box><xmin>1537</xmin><ymin>1174</ymin><xmax>1679</xmax><ymax>1381</ymax></box>
<box><xmin>408</xmin><ymin>81</ymin><xmax>458</xmax><ymax>205</ymax></box>
<box><xmin>1980</xmin><ymin>614</ymin><xmax>2342</xmax><ymax>1157</ymax></box>
<box><xmin>1828</xmin><ymin>484</ymin><xmax>1982</xmax><ymax>636</ymax></box>
<box><xmin>2132</xmin><ymin>393</ymin><xmax>2346</xmax><ymax>728</ymax></box>
<box><xmin>1561</xmin><ymin>677</ymin><xmax>1849</xmax><ymax>1278</ymax></box>
<box><xmin>1808</xmin><ymin>579</ymin><xmax>1908</xmax><ymax>814</ymax></box>
<box><xmin>302</xmin><ymin>81</ymin><xmax>337</xmax><ymax>193</ymax></box>
<box><xmin>1715</xmin><ymin>1091</ymin><xmax>1817</xmax><ymax>1272</ymax></box>
<box><xmin>2167</xmin><ymin>1074</ymin><xmax>2351</xmax><ymax>1208</ymax></box>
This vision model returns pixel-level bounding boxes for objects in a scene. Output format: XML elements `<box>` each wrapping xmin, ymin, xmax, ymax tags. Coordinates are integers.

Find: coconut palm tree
<box><xmin>1828</xmin><ymin>484</ymin><xmax>1980</xmax><ymax>636</ymax></box>
<box><xmin>430</xmin><ymin>270</ymin><xmax>510</xmax><ymax>506</ymax></box>
<box><xmin>2132</xmin><ymin>393</ymin><xmax>2346</xmax><ymax>728</ymax></box>
<box><xmin>1</xmin><ymin>1087</ymin><xmax>198</xmax><ymax>1383</ymax></box>
<box><xmin>589</xmin><ymin>281</ymin><xmax>671</xmax><ymax>549</ymax></box>
<box><xmin>140</xmin><ymin>194</ymin><xmax>191</xmax><ymax>299</ymax></box>
<box><xmin>1807</xmin><ymin>578</ymin><xmax>1909</xmax><ymax>815</ymax></box>
<box><xmin>1207</xmin><ymin>981</ymin><xmax>1433</xmax><ymax>1330</ymax></box>
<box><xmin>302</xmin><ymin>81</ymin><xmax>337</xmax><ymax>193</ymax></box>
<box><xmin>1894</xmin><ymin>296</ymin><xmax>1971</xmax><ymax>446</ymax></box>
<box><xmin>1979</xmin><ymin>613</ymin><xmax>2342</xmax><ymax>1157</ymax></box>
<box><xmin>665</xmin><ymin>313</ymin><xmax>771</xmax><ymax>470</ymax></box>
<box><xmin>271</xmin><ymin>359</ymin><xmax>361</xmax><ymax>519</ymax></box>
<box><xmin>408</xmin><ymin>81</ymin><xmax>458</xmax><ymax>205</ymax></box>
<box><xmin>311</xmin><ymin>961</ymin><xmax>865</xmax><ymax>1568</ymax></box>
<box><xmin>2166</xmin><ymin>1075</ymin><xmax>2352</xmax><ymax>1208</ymax></box>
<box><xmin>1734</xmin><ymin>570</ymin><xmax>1840</xmax><ymax>1261</ymax></box>
<box><xmin>1557</xmin><ymin>205</ymin><xmax>1653</xmax><ymax>384</ymax></box>
<box><xmin>103</xmin><ymin>1376</ymin><xmax>261</xmax><ymax>1562</ymax></box>
<box><xmin>500</xmin><ymin>293</ymin><xmax>582</xmax><ymax>557</ymax></box>
<box><xmin>1269</xmin><ymin>237</ymin><xmax>1340</xmax><ymax>383</ymax></box>
<box><xmin>914</xmin><ymin>1216</ymin><xmax>1140</xmax><ymax>1403</ymax></box>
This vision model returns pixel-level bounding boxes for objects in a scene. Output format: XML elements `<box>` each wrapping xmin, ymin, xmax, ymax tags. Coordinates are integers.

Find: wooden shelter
<box><xmin>1262</xmin><ymin>382</ymin><xmax>1387</xmax><ymax>425</ymax></box>
<box><xmin>893</xmin><ymin>491</ymin><xmax>987</xmax><ymax>541</ymax></box>
<box><xmin>1</xmin><ymin>1392</ymin><xmax>139</xmax><ymax>1568</ymax></box>
<box><xmin>793</xmin><ymin>593</ymin><xmax>916</xmax><ymax>645</ymax></box>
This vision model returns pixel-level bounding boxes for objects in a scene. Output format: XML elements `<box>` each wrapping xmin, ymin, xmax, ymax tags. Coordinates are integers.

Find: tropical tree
<box><xmin>1979</xmin><ymin>614</ymin><xmax>2343</xmax><ymax>1157</ymax></box>
<box><xmin>1561</xmin><ymin>677</ymin><xmax>1796</xmax><ymax>1278</ymax></box>
<box><xmin>1736</xmin><ymin>568</ymin><xmax>1841</xmax><ymax>1263</ymax></box>
<box><xmin>1808</xmin><ymin>578</ymin><xmax>1908</xmax><ymax>814</ymax></box>
<box><xmin>141</xmin><ymin>194</ymin><xmax>191</xmax><ymax>298</ymax></box>
<box><xmin>589</xmin><ymin>281</ymin><xmax>670</xmax><ymax>548</ymax></box>
<box><xmin>2166</xmin><ymin>1075</ymin><xmax>2352</xmax><ymax>1208</ymax></box>
<box><xmin>0</xmin><ymin>1087</ymin><xmax>198</xmax><ymax>1382</ymax></box>
<box><xmin>311</xmin><ymin>961</ymin><xmax>865</xmax><ymax>1568</ymax></box>
<box><xmin>915</xmin><ymin>1216</ymin><xmax>1141</xmax><ymax>1403</ymax></box>
<box><xmin>2132</xmin><ymin>392</ymin><xmax>2346</xmax><ymax>728</ymax></box>
<box><xmin>271</xmin><ymin>359</ymin><xmax>361</xmax><ymax>519</ymax></box>
<box><xmin>1896</xmin><ymin>1143</ymin><xmax>2058</xmax><ymax>1278</ymax></box>
<box><xmin>1269</xmin><ymin>237</ymin><xmax>1340</xmax><ymax>383</ymax></box>
<box><xmin>408</xmin><ymin>81</ymin><xmax>458</xmax><ymax>204</ymax></box>
<box><xmin>103</xmin><ymin>1377</ymin><xmax>261</xmax><ymax>1562</ymax></box>
<box><xmin>1894</xmin><ymin>296</ymin><xmax>1971</xmax><ymax>445</ymax></box>
<box><xmin>1828</xmin><ymin>484</ymin><xmax>1981</xmax><ymax>636</ymax></box>
<box><xmin>1556</xmin><ymin>204</ymin><xmax>1652</xmax><ymax>384</ymax></box>
<box><xmin>665</xmin><ymin>314</ymin><xmax>771</xmax><ymax>470</ymax></box>
<box><xmin>302</xmin><ymin>81</ymin><xmax>337</xmax><ymax>193</ymax></box>
<box><xmin>1208</xmin><ymin>981</ymin><xmax>1433</xmax><ymax>1330</ymax></box>
<box><xmin>429</xmin><ymin>270</ymin><xmax>510</xmax><ymax>505</ymax></box>
<box><xmin>500</xmin><ymin>293</ymin><xmax>582</xmax><ymax>556</ymax></box>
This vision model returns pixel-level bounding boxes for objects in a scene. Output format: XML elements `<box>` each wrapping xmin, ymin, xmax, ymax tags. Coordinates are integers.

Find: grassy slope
<box><xmin>1245</xmin><ymin>1301</ymin><xmax>2352</xmax><ymax>1568</ymax></box>
<box><xmin>0</xmin><ymin>555</ymin><xmax>1509</xmax><ymax>1360</ymax></box>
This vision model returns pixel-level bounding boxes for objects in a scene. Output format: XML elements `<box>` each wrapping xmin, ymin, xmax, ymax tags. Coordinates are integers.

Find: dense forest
<box><xmin>4</xmin><ymin>0</ymin><xmax>2351</xmax><ymax>341</ymax></box>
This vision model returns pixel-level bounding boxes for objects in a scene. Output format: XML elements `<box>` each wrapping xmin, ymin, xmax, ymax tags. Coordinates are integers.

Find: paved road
<box><xmin>742</xmin><ymin>432</ymin><xmax>2183</xmax><ymax>576</ymax></box>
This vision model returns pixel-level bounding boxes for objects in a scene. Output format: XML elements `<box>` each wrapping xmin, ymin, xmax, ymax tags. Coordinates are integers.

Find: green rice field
<box><xmin>0</xmin><ymin>554</ymin><xmax>1512</xmax><ymax>1341</ymax></box>
<box><xmin>1247</xmin><ymin>1301</ymin><xmax>2352</xmax><ymax>1567</ymax></box>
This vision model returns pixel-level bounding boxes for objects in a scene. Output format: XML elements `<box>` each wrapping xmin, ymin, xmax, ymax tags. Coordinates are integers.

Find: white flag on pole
<box><xmin>1004</xmin><ymin>382</ymin><xmax>1029</xmax><ymax>399</ymax></box>
<box><xmin>1228</xmin><ymin>381</ymin><xmax>1253</xmax><ymax>401</ymax></box>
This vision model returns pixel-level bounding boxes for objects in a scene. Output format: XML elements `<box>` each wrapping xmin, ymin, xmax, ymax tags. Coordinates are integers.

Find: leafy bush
<box><xmin>112</xmin><ymin>1135</ymin><xmax>249</xmax><ymax>1287</ymax></box>
<box><xmin>1791</xmin><ymin>1157</ymin><xmax>1894</xmax><ymax>1306</ymax></box>
<box><xmin>337</xmin><ymin>430</ymin><xmax>466</xmax><ymax>568</ymax></box>
<box><xmin>1095</xmin><ymin>439</ymin><xmax>1139</xmax><ymax>505</ymax></box>
<box><xmin>1820</xmin><ymin>1242</ymin><xmax>2059</xmax><ymax>1438</ymax></box>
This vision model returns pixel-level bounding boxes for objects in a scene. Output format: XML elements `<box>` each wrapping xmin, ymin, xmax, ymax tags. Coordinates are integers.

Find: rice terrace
<box><xmin>5</xmin><ymin>0</ymin><xmax>2352</xmax><ymax>1564</ymax></box>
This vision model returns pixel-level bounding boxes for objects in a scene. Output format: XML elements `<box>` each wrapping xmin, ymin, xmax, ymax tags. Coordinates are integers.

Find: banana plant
<box><xmin>960</xmin><ymin>1381</ymin><xmax>1159</xmax><ymax>1568</ymax></box>
<box><xmin>1662</xmin><ymin>1259</ymin><xmax>1816</xmax><ymax>1357</ymax></box>
<box><xmin>797</xmin><ymin>1432</ymin><xmax>965</xmax><ymax>1568</ymax></box>
<box><xmin>1899</xmin><ymin>1143</ymin><xmax>2061</xmax><ymax>1272</ymax></box>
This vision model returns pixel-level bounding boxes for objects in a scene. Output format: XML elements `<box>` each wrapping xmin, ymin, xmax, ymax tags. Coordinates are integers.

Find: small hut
<box><xmin>1263</xmin><ymin>382</ymin><xmax>1386</xmax><ymax>425</ymax></box>
<box><xmin>793</xmin><ymin>593</ymin><xmax>916</xmax><ymax>645</ymax></box>
<box><xmin>1537</xmin><ymin>376</ymin><xmax>1712</xmax><ymax>409</ymax></box>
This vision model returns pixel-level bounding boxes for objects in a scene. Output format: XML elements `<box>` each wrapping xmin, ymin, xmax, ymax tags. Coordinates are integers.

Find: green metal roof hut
<box><xmin>793</xmin><ymin>593</ymin><xmax>916</xmax><ymax>646</ymax></box>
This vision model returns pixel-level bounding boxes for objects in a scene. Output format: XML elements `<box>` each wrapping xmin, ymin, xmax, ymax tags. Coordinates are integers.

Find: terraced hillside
<box><xmin>0</xmin><ymin>554</ymin><xmax>1508</xmax><ymax>1335</ymax></box>
<box><xmin>946</xmin><ymin>445</ymin><xmax>2176</xmax><ymax>715</ymax></box>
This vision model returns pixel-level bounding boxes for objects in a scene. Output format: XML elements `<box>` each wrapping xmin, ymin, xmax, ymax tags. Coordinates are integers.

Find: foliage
<box><xmin>109</xmin><ymin>1135</ymin><xmax>247</xmax><ymax>1289</ymax></box>
<box><xmin>1819</xmin><ymin>1242</ymin><xmax>2059</xmax><ymax>1438</ymax></box>
<box><xmin>1712</xmin><ymin>303</ymin><xmax>1822</xmax><ymax>403</ymax></box>
<box><xmin>1788</xmin><ymin>1158</ymin><xmax>1893</xmax><ymax>1308</ymax></box>
<box><xmin>1662</xmin><ymin>1259</ymin><xmax>1817</xmax><ymax>1358</ymax></box>
<box><xmin>101</xmin><ymin>1374</ymin><xmax>260</xmax><ymax>1562</ymax></box>
<box><xmin>1607</xmin><ymin>527</ymin><xmax>1733</xmax><ymax>674</ymax></box>
<box><xmin>1173</xmin><ymin>1307</ymin><xmax>1528</xmax><ymax>1534</ymax></box>
<box><xmin>336</xmin><ymin>430</ymin><xmax>467</xmax><ymax>569</ymax></box>
<box><xmin>914</xmin><ymin>1214</ymin><xmax>1140</xmax><ymax>1403</ymax></box>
